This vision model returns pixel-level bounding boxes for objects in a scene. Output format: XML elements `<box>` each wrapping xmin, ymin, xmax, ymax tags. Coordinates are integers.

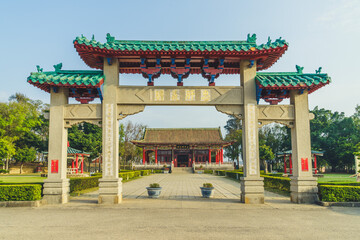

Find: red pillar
<box><xmin>289</xmin><ymin>154</ymin><xmax>292</xmax><ymax>174</ymax></box>
<box><xmin>81</xmin><ymin>154</ymin><xmax>84</xmax><ymax>174</ymax></box>
<box><xmin>71</xmin><ymin>160</ymin><xmax>74</xmax><ymax>170</ymax></box>
<box><xmin>75</xmin><ymin>154</ymin><xmax>79</xmax><ymax>174</ymax></box>
<box><xmin>208</xmin><ymin>148</ymin><xmax>211</xmax><ymax>164</ymax></box>
<box><xmin>283</xmin><ymin>155</ymin><xmax>287</xmax><ymax>174</ymax></box>
<box><xmin>314</xmin><ymin>154</ymin><xmax>318</xmax><ymax>174</ymax></box>
<box><xmin>221</xmin><ymin>148</ymin><xmax>224</xmax><ymax>164</ymax></box>
<box><xmin>143</xmin><ymin>148</ymin><xmax>146</xmax><ymax>165</ymax></box>
<box><xmin>155</xmin><ymin>148</ymin><xmax>158</xmax><ymax>164</ymax></box>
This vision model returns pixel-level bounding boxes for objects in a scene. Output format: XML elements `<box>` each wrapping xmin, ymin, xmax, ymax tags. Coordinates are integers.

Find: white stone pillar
<box><xmin>239</xmin><ymin>60</ymin><xmax>264</xmax><ymax>204</ymax></box>
<box><xmin>290</xmin><ymin>90</ymin><xmax>318</xmax><ymax>203</ymax></box>
<box><xmin>98</xmin><ymin>58</ymin><xmax>122</xmax><ymax>204</ymax></box>
<box><xmin>43</xmin><ymin>87</ymin><xmax>70</xmax><ymax>204</ymax></box>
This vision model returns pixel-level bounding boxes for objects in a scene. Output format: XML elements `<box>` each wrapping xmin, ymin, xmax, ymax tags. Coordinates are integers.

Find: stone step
<box><xmin>172</xmin><ymin>167</ymin><xmax>193</xmax><ymax>174</ymax></box>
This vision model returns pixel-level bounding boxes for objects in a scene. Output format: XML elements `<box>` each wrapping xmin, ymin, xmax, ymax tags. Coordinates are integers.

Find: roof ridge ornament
<box><xmin>295</xmin><ymin>65</ymin><xmax>304</xmax><ymax>74</ymax></box>
<box><xmin>36</xmin><ymin>65</ymin><xmax>43</xmax><ymax>73</ymax></box>
<box><xmin>246</xmin><ymin>33</ymin><xmax>257</xmax><ymax>43</ymax></box>
<box><xmin>106</xmin><ymin>33</ymin><xmax>115</xmax><ymax>43</ymax></box>
<box><xmin>316</xmin><ymin>67</ymin><xmax>322</xmax><ymax>74</ymax></box>
<box><xmin>53</xmin><ymin>63</ymin><xmax>63</xmax><ymax>73</ymax></box>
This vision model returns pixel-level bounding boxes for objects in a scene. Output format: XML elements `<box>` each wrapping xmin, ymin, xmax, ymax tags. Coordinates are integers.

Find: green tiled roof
<box><xmin>68</xmin><ymin>147</ymin><xmax>90</xmax><ymax>155</ymax></box>
<box><xmin>28</xmin><ymin>70</ymin><xmax>104</xmax><ymax>87</ymax></box>
<box><xmin>256</xmin><ymin>72</ymin><xmax>331</xmax><ymax>88</ymax></box>
<box><xmin>74</xmin><ymin>34</ymin><xmax>288</xmax><ymax>52</ymax></box>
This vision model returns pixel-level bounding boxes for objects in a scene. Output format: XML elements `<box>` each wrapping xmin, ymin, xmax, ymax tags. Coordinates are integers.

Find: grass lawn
<box><xmin>317</xmin><ymin>173</ymin><xmax>357</xmax><ymax>183</ymax></box>
<box><xmin>0</xmin><ymin>174</ymin><xmax>46</xmax><ymax>184</ymax></box>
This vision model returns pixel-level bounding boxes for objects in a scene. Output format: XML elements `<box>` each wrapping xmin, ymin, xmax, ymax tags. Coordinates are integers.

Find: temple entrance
<box><xmin>177</xmin><ymin>155</ymin><xmax>189</xmax><ymax>167</ymax></box>
<box><xmin>30</xmin><ymin>33</ymin><xmax>331</xmax><ymax>205</ymax></box>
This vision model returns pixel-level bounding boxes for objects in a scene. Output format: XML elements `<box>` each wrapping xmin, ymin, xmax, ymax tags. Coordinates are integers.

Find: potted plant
<box><xmin>163</xmin><ymin>165</ymin><xmax>169</xmax><ymax>174</ymax></box>
<box><xmin>197</xmin><ymin>164</ymin><xmax>204</xmax><ymax>174</ymax></box>
<box><xmin>146</xmin><ymin>183</ymin><xmax>162</xmax><ymax>198</ymax></box>
<box><xmin>200</xmin><ymin>183</ymin><xmax>214</xmax><ymax>198</ymax></box>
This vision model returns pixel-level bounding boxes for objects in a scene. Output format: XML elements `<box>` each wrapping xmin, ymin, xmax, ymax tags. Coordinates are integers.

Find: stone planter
<box><xmin>146</xmin><ymin>187</ymin><xmax>162</xmax><ymax>198</ymax></box>
<box><xmin>200</xmin><ymin>187</ymin><xmax>214</xmax><ymax>198</ymax></box>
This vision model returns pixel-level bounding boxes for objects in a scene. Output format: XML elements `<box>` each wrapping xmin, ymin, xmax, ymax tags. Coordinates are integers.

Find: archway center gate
<box><xmin>28</xmin><ymin>33</ymin><xmax>331</xmax><ymax>204</ymax></box>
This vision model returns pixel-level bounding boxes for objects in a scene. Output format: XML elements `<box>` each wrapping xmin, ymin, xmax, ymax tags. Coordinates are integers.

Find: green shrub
<box><xmin>319</xmin><ymin>185</ymin><xmax>360</xmax><ymax>202</ymax></box>
<box><xmin>0</xmin><ymin>169</ymin><xmax>9</xmax><ymax>174</ymax></box>
<box><xmin>119</xmin><ymin>172</ymin><xmax>129</xmax><ymax>180</ymax></box>
<box><xmin>140</xmin><ymin>170</ymin><xmax>151</xmax><ymax>176</ymax></box>
<box><xmin>204</xmin><ymin>170</ymin><xmax>213</xmax><ymax>174</ymax></box>
<box><xmin>0</xmin><ymin>184</ymin><xmax>42</xmax><ymax>201</ymax></box>
<box><xmin>149</xmin><ymin>183</ymin><xmax>160</xmax><ymax>188</ymax></box>
<box><xmin>267</xmin><ymin>173</ymin><xmax>284</xmax><ymax>177</ymax></box>
<box><xmin>69</xmin><ymin>176</ymin><xmax>101</xmax><ymax>193</ymax></box>
<box><xmin>203</xmin><ymin>183</ymin><xmax>213</xmax><ymax>188</ymax></box>
<box><xmin>153</xmin><ymin>169</ymin><xmax>163</xmax><ymax>173</ymax></box>
<box><xmin>318</xmin><ymin>182</ymin><xmax>360</xmax><ymax>187</ymax></box>
<box><xmin>262</xmin><ymin>175</ymin><xmax>291</xmax><ymax>192</ymax></box>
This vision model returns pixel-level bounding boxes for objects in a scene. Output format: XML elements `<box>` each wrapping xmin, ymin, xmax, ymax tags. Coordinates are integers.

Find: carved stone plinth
<box><xmin>240</xmin><ymin>177</ymin><xmax>264</xmax><ymax>204</ymax></box>
<box><xmin>290</xmin><ymin>176</ymin><xmax>318</xmax><ymax>203</ymax></box>
<box><xmin>98</xmin><ymin>178</ymin><xmax>123</xmax><ymax>204</ymax></box>
<box><xmin>42</xmin><ymin>178</ymin><xmax>70</xmax><ymax>204</ymax></box>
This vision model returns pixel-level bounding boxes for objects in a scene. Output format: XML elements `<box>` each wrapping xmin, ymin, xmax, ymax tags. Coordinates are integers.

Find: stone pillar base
<box><xmin>98</xmin><ymin>178</ymin><xmax>122</xmax><ymax>204</ymax></box>
<box><xmin>240</xmin><ymin>177</ymin><xmax>264</xmax><ymax>204</ymax></box>
<box><xmin>290</xmin><ymin>176</ymin><xmax>318</xmax><ymax>204</ymax></box>
<box><xmin>42</xmin><ymin>178</ymin><xmax>70</xmax><ymax>204</ymax></box>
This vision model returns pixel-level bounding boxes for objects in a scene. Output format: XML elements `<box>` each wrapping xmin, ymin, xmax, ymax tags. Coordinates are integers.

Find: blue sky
<box><xmin>0</xmin><ymin>0</ymin><xmax>359</xmax><ymax>133</ymax></box>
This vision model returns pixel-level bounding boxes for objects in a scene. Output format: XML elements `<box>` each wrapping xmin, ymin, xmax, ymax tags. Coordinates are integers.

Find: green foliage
<box><xmin>262</xmin><ymin>175</ymin><xmax>291</xmax><ymax>192</ymax></box>
<box><xmin>152</xmin><ymin>169</ymin><xmax>163</xmax><ymax>173</ymax></box>
<box><xmin>224</xmin><ymin>116</ymin><xmax>242</xmax><ymax>165</ymax></box>
<box><xmin>310</xmin><ymin>106</ymin><xmax>360</xmax><ymax>171</ymax></box>
<box><xmin>0</xmin><ymin>184</ymin><xmax>42</xmax><ymax>201</ymax></box>
<box><xmin>204</xmin><ymin>170</ymin><xmax>213</xmax><ymax>174</ymax></box>
<box><xmin>0</xmin><ymin>169</ymin><xmax>9</xmax><ymax>174</ymax></box>
<box><xmin>203</xmin><ymin>183</ymin><xmax>213</xmax><ymax>188</ymax></box>
<box><xmin>14</xmin><ymin>147</ymin><xmax>36</xmax><ymax>164</ymax></box>
<box><xmin>69</xmin><ymin>176</ymin><xmax>101</xmax><ymax>193</ymax></box>
<box><xmin>319</xmin><ymin>185</ymin><xmax>360</xmax><ymax>202</ymax></box>
<box><xmin>149</xmin><ymin>183</ymin><xmax>160</xmax><ymax>188</ymax></box>
<box><xmin>140</xmin><ymin>170</ymin><xmax>151</xmax><ymax>176</ymax></box>
<box><xmin>68</xmin><ymin>122</ymin><xmax>102</xmax><ymax>158</ymax></box>
<box><xmin>318</xmin><ymin>182</ymin><xmax>360</xmax><ymax>186</ymax></box>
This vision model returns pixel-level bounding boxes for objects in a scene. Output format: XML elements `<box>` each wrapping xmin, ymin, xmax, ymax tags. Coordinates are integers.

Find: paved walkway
<box><xmin>1</xmin><ymin>173</ymin><xmax>360</xmax><ymax>240</ymax></box>
<box><xmin>70</xmin><ymin>172</ymin><xmax>289</xmax><ymax>203</ymax></box>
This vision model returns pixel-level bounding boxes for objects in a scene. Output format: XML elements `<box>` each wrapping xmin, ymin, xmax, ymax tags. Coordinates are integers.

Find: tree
<box><xmin>14</xmin><ymin>147</ymin><xmax>36</xmax><ymax>174</ymax></box>
<box><xmin>0</xmin><ymin>137</ymin><xmax>16</xmax><ymax>170</ymax></box>
<box><xmin>119</xmin><ymin>121</ymin><xmax>146</xmax><ymax>166</ymax></box>
<box><xmin>259</xmin><ymin>144</ymin><xmax>275</xmax><ymax>174</ymax></box>
<box><xmin>224</xmin><ymin>116</ymin><xmax>242</xmax><ymax>166</ymax></box>
<box><xmin>310</xmin><ymin>106</ymin><xmax>360</xmax><ymax>172</ymax></box>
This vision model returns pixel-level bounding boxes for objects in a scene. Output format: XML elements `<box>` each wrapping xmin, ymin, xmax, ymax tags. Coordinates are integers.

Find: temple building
<box><xmin>131</xmin><ymin>128</ymin><xmax>233</xmax><ymax>167</ymax></box>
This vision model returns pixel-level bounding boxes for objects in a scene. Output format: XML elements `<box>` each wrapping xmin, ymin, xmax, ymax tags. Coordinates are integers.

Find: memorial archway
<box><xmin>28</xmin><ymin>33</ymin><xmax>331</xmax><ymax>204</ymax></box>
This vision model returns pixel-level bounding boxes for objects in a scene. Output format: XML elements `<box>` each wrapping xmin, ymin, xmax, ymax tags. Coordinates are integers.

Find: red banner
<box><xmin>301</xmin><ymin>158</ymin><xmax>309</xmax><ymax>171</ymax></box>
<box><xmin>51</xmin><ymin>160</ymin><xmax>59</xmax><ymax>173</ymax></box>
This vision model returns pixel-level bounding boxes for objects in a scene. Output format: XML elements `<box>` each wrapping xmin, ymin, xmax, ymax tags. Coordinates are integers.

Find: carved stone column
<box><xmin>289</xmin><ymin>90</ymin><xmax>318</xmax><ymax>203</ymax></box>
<box><xmin>239</xmin><ymin>60</ymin><xmax>264</xmax><ymax>204</ymax></box>
<box><xmin>98</xmin><ymin>58</ymin><xmax>122</xmax><ymax>204</ymax></box>
<box><xmin>43</xmin><ymin>87</ymin><xmax>70</xmax><ymax>204</ymax></box>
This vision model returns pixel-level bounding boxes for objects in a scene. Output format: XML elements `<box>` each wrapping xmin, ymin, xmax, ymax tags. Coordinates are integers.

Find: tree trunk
<box><xmin>20</xmin><ymin>163</ymin><xmax>23</xmax><ymax>174</ymax></box>
<box><xmin>5</xmin><ymin>158</ymin><xmax>9</xmax><ymax>171</ymax></box>
<box><xmin>236</xmin><ymin>156</ymin><xmax>240</xmax><ymax>169</ymax></box>
<box><xmin>265</xmin><ymin>161</ymin><xmax>268</xmax><ymax>174</ymax></box>
<box><xmin>269</xmin><ymin>163</ymin><xmax>273</xmax><ymax>173</ymax></box>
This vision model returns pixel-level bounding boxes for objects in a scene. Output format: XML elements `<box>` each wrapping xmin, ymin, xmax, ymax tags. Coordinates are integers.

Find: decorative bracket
<box><xmin>170</xmin><ymin>58</ymin><xmax>191</xmax><ymax>86</ymax></box>
<box><xmin>248</xmin><ymin>60</ymin><xmax>255</xmax><ymax>68</ymax></box>
<box><xmin>202</xmin><ymin>58</ymin><xmax>224</xmax><ymax>86</ymax></box>
<box><xmin>107</xmin><ymin>58</ymin><xmax>112</xmax><ymax>66</ymax></box>
<box><xmin>117</xmin><ymin>105</ymin><xmax>145</xmax><ymax>120</ymax></box>
<box><xmin>256</xmin><ymin>84</ymin><xmax>262</xmax><ymax>104</ymax></box>
<box><xmin>140</xmin><ymin>58</ymin><xmax>162</xmax><ymax>86</ymax></box>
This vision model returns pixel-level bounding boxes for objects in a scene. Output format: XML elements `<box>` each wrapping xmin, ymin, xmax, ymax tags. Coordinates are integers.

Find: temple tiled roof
<box><xmin>74</xmin><ymin>33</ymin><xmax>289</xmax><ymax>71</ymax></box>
<box><xmin>28</xmin><ymin>70</ymin><xmax>104</xmax><ymax>92</ymax></box>
<box><xmin>256</xmin><ymin>72</ymin><xmax>330</xmax><ymax>89</ymax></box>
<box><xmin>255</xmin><ymin>67</ymin><xmax>331</xmax><ymax>105</ymax></box>
<box><xmin>74</xmin><ymin>35</ymin><xmax>288</xmax><ymax>52</ymax></box>
<box><xmin>132</xmin><ymin>128</ymin><xmax>231</xmax><ymax>146</ymax></box>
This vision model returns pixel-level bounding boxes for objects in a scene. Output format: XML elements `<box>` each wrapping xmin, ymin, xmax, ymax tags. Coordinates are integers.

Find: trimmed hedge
<box><xmin>69</xmin><ymin>176</ymin><xmax>101</xmax><ymax>193</ymax></box>
<box><xmin>204</xmin><ymin>170</ymin><xmax>213</xmax><ymax>174</ymax></box>
<box><xmin>318</xmin><ymin>182</ymin><xmax>360</xmax><ymax>187</ymax></box>
<box><xmin>0</xmin><ymin>184</ymin><xmax>42</xmax><ymax>201</ymax></box>
<box><xmin>262</xmin><ymin>175</ymin><xmax>291</xmax><ymax>192</ymax></box>
<box><xmin>319</xmin><ymin>185</ymin><xmax>360</xmax><ymax>202</ymax></box>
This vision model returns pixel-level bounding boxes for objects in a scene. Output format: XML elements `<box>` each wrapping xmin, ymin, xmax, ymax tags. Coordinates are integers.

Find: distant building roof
<box><xmin>132</xmin><ymin>128</ymin><xmax>232</xmax><ymax>147</ymax></box>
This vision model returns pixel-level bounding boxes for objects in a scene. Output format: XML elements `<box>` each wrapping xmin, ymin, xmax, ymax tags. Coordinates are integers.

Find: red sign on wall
<box><xmin>301</xmin><ymin>158</ymin><xmax>309</xmax><ymax>171</ymax></box>
<box><xmin>51</xmin><ymin>160</ymin><xmax>59</xmax><ymax>173</ymax></box>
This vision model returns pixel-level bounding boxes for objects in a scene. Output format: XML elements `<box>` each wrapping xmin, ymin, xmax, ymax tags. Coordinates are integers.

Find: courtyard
<box><xmin>1</xmin><ymin>173</ymin><xmax>359</xmax><ymax>240</ymax></box>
